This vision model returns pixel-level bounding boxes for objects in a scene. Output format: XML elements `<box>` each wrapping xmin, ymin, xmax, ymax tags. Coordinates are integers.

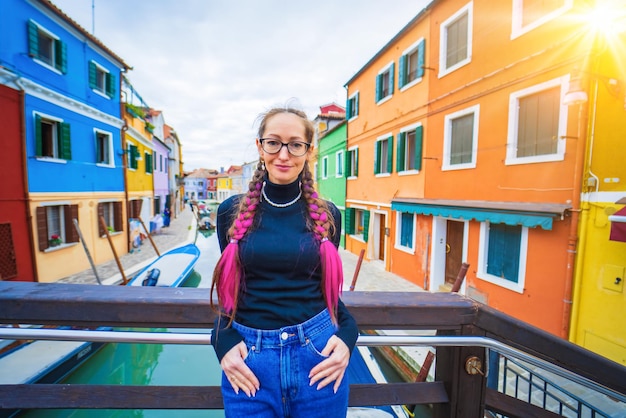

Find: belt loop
<box><xmin>255</xmin><ymin>329</ymin><xmax>262</xmax><ymax>352</ymax></box>
<box><xmin>297</xmin><ymin>323</ymin><xmax>307</xmax><ymax>346</ymax></box>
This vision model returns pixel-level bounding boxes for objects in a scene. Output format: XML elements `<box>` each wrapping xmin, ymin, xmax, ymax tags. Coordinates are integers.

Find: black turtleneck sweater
<box><xmin>211</xmin><ymin>179</ymin><xmax>358</xmax><ymax>361</ymax></box>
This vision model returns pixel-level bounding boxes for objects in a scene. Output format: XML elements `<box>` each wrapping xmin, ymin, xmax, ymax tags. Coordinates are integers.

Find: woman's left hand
<box><xmin>308</xmin><ymin>335</ymin><xmax>350</xmax><ymax>393</ymax></box>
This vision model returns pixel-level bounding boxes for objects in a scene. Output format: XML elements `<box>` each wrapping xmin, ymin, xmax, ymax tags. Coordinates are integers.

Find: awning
<box><xmin>609</xmin><ymin>206</ymin><xmax>626</xmax><ymax>243</ymax></box>
<box><xmin>391</xmin><ymin>198</ymin><xmax>572</xmax><ymax>230</ymax></box>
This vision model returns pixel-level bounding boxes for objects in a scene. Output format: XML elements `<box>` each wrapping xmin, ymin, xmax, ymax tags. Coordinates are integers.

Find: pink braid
<box><xmin>302</xmin><ymin>163</ymin><xmax>343</xmax><ymax>323</ymax></box>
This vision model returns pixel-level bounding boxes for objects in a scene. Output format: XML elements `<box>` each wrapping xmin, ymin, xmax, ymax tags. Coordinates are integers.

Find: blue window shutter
<box><xmin>415</xmin><ymin>126</ymin><xmax>423</xmax><ymax>171</ymax></box>
<box><xmin>88</xmin><ymin>61</ymin><xmax>97</xmax><ymax>89</ymax></box>
<box><xmin>28</xmin><ymin>21</ymin><xmax>39</xmax><ymax>57</ymax></box>
<box><xmin>487</xmin><ymin>223</ymin><xmax>521</xmax><ymax>283</ymax></box>
<box><xmin>58</xmin><ymin>122</ymin><xmax>71</xmax><ymax>160</ymax></box>
<box><xmin>387</xmin><ymin>136</ymin><xmax>394</xmax><ymax>173</ymax></box>
<box><xmin>389</xmin><ymin>62</ymin><xmax>395</xmax><ymax>95</ymax></box>
<box><xmin>397</xmin><ymin>132</ymin><xmax>406</xmax><ymax>172</ymax></box>
<box><xmin>363</xmin><ymin>211</ymin><xmax>371</xmax><ymax>242</ymax></box>
<box><xmin>55</xmin><ymin>40</ymin><xmax>67</xmax><ymax>73</ymax></box>
<box><xmin>401</xmin><ymin>212</ymin><xmax>413</xmax><ymax>247</ymax></box>
<box><xmin>35</xmin><ymin>114</ymin><xmax>42</xmax><ymax>156</ymax></box>
<box><xmin>374</xmin><ymin>141</ymin><xmax>380</xmax><ymax>174</ymax></box>
<box><xmin>106</xmin><ymin>72</ymin><xmax>115</xmax><ymax>98</ymax></box>
<box><xmin>417</xmin><ymin>39</ymin><xmax>426</xmax><ymax>79</ymax></box>
<box><xmin>399</xmin><ymin>54</ymin><xmax>406</xmax><ymax>87</ymax></box>
<box><xmin>375</xmin><ymin>74</ymin><xmax>382</xmax><ymax>102</ymax></box>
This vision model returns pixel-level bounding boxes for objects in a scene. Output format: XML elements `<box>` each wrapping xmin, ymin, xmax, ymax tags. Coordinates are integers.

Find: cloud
<box><xmin>51</xmin><ymin>0</ymin><xmax>431</xmax><ymax>171</ymax></box>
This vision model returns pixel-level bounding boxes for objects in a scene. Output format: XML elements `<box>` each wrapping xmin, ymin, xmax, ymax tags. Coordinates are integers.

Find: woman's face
<box><xmin>256</xmin><ymin>112</ymin><xmax>312</xmax><ymax>185</ymax></box>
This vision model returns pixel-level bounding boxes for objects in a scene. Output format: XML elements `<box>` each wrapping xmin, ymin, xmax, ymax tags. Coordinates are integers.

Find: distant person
<box><xmin>211</xmin><ymin>105</ymin><xmax>357</xmax><ymax>417</ymax></box>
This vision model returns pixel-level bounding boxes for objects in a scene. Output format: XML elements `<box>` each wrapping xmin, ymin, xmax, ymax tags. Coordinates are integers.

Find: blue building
<box><xmin>0</xmin><ymin>0</ymin><xmax>131</xmax><ymax>282</ymax></box>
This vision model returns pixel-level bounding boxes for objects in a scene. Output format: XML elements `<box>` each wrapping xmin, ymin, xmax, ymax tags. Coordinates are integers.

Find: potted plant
<box><xmin>49</xmin><ymin>234</ymin><xmax>62</xmax><ymax>247</ymax></box>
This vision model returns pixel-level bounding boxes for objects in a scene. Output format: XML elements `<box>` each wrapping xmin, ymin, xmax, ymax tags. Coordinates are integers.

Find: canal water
<box><xmin>19</xmin><ymin>230</ymin><xmax>426</xmax><ymax>417</ymax></box>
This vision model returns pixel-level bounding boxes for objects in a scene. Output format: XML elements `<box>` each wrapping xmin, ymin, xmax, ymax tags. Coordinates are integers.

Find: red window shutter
<box><xmin>65</xmin><ymin>205</ymin><xmax>79</xmax><ymax>243</ymax></box>
<box><xmin>97</xmin><ymin>203</ymin><xmax>105</xmax><ymax>236</ymax></box>
<box><xmin>114</xmin><ymin>201</ymin><xmax>123</xmax><ymax>232</ymax></box>
<box><xmin>36</xmin><ymin>206</ymin><xmax>48</xmax><ymax>251</ymax></box>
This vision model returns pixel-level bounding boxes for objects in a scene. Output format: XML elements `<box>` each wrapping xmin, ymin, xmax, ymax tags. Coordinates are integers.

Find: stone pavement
<box><xmin>58</xmin><ymin>207</ymin><xmax>197</xmax><ymax>285</ymax></box>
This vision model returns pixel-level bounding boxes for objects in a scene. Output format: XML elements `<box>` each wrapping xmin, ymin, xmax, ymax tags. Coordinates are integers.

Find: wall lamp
<box><xmin>564</xmin><ymin>69</ymin><xmax>625</xmax><ymax>108</ymax></box>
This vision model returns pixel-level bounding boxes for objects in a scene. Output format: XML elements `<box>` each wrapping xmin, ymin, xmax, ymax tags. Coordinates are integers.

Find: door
<box><xmin>445</xmin><ymin>220</ymin><xmax>464</xmax><ymax>287</ymax></box>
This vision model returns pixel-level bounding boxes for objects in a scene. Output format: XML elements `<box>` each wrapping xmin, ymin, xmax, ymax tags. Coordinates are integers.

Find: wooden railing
<box><xmin>0</xmin><ymin>281</ymin><xmax>624</xmax><ymax>418</ymax></box>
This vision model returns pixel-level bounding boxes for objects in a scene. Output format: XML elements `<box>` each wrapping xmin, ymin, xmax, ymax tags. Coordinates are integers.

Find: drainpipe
<box><xmin>562</xmin><ymin>81</ymin><xmax>592</xmax><ymax>340</ymax></box>
<box><xmin>13</xmin><ymin>75</ymin><xmax>39</xmax><ymax>282</ymax></box>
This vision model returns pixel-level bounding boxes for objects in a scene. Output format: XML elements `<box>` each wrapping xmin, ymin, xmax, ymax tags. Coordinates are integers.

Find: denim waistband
<box><xmin>232</xmin><ymin>309</ymin><xmax>335</xmax><ymax>349</ymax></box>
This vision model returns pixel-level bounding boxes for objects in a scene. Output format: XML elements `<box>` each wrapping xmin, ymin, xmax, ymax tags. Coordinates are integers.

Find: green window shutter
<box><xmin>345</xmin><ymin>208</ymin><xmax>355</xmax><ymax>235</ymax></box>
<box><xmin>35</xmin><ymin>114</ymin><xmax>43</xmax><ymax>156</ymax></box>
<box><xmin>389</xmin><ymin>62</ymin><xmax>395</xmax><ymax>95</ymax></box>
<box><xmin>375</xmin><ymin>74</ymin><xmax>382</xmax><ymax>102</ymax></box>
<box><xmin>355</xmin><ymin>93</ymin><xmax>359</xmax><ymax>116</ymax></box>
<box><xmin>88</xmin><ymin>61</ymin><xmax>97</xmax><ymax>89</ymax></box>
<box><xmin>397</xmin><ymin>132</ymin><xmax>406</xmax><ymax>172</ymax></box>
<box><xmin>55</xmin><ymin>40</ymin><xmax>67</xmax><ymax>73</ymax></box>
<box><xmin>374</xmin><ymin>141</ymin><xmax>380</xmax><ymax>174</ymax></box>
<box><xmin>346</xmin><ymin>97</ymin><xmax>353</xmax><ymax>119</ymax></box>
<box><xmin>58</xmin><ymin>122</ymin><xmax>71</xmax><ymax>160</ymax></box>
<box><xmin>106</xmin><ymin>72</ymin><xmax>115</xmax><ymax>98</ymax></box>
<box><xmin>145</xmin><ymin>153</ymin><xmax>152</xmax><ymax>173</ymax></box>
<box><xmin>28</xmin><ymin>21</ymin><xmax>39</xmax><ymax>57</ymax></box>
<box><xmin>363</xmin><ymin>211</ymin><xmax>371</xmax><ymax>242</ymax></box>
<box><xmin>354</xmin><ymin>148</ymin><xmax>358</xmax><ymax>176</ymax></box>
<box><xmin>130</xmin><ymin>145</ymin><xmax>138</xmax><ymax>169</ymax></box>
<box><xmin>414</xmin><ymin>126</ymin><xmax>423</xmax><ymax>171</ymax></box>
<box><xmin>417</xmin><ymin>39</ymin><xmax>426</xmax><ymax>79</ymax></box>
<box><xmin>399</xmin><ymin>55</ymin><xmax>406</xmax><ymax>87</ymax></box>
<box><xmin>387</xmin><ymin>136</ymin><xmax>394</xmax><ymax>173</ymax></box>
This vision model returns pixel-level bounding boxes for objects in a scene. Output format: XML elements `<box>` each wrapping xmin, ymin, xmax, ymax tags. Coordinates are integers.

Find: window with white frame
<box><xmin>397</xmin><ymin>125</ymin><xmax>423</xmax><ymax>173</ymax></box>
<box><xmin>346</xmin><ymin>147</ymin><xmax>359</xmax><ymax>178</ymax></box>
<box><xmin>511</xmin><ymin>0</ymin><xmax>572</xmax><ymax>38</ymax></box>
<box><xmin>97</xmin><ymin>201</ymin><xmax>123</xmax><ymax>236</ymax></box>
<box><xmin>443</xmin><ymin>105</ymin><xmax>479</xmax><ymax>170</ymax></box>
<box><xmin>439</xmin><ymin>2</ymin><xmax>473</xmax><ymax>76</ymax></box>
<box><xmin>27</xmin><ymin>21</ymin><xmax>67</xmax><ymax>73</ymax></box>
<box><xmin>345</xmin><ymin>207</ymin><xmax>369</xmax><ymax>241</ymax></box>
<box><xmin>145</xmin><ymin>151</ymin><xmax>153</xmax><ymax>174</ymax></box>
<box><xmin>127</xmin><ymin>144</ymin><xmax>139</xmax><ymax>169</ymax></box>
<box><xmin>375</xmin><ymin>62</ymin><xmax>395</xmax><ymax>103</ymax></box>
<box><xmin>374</xmin><ymin>135</ymin><xmax>393</xmax><ymax>175</ymax></box>
<box><xmin>399</xmin><ymin>38</ymin><xmax>426</xmax><ymax>89</ymax></box>
<box><xmin>35</xmin><ymin>113</ymin><xmax>71</xmax><ymax>160</ymax></box>
<box><xmin>95</xmin><ymin>129</ymin><xmax>113</xmax><ymax>166</ymax></box>
<box><xmin>36</xmin><ymin>204</ymin><xmax>79</xmax><ymax>251</ymax></box>
<box><xmin>336</xmin><ymin>151</ymin><xmax>344</xmax><ymax>177</ymax></box>
<box><xmin>322</xmin><ymin>156</ymin><xmax>329</xmax><ymax>179</ymax></box>
<box><xmin>346</xmin><ymin>92</ymin><xmax>359</xmax><ymax>120</ymax></box>
<box><xmin>89</xmin><ymin>61</ymin><xmax>116</xmax><ymax>99</ymax></box>
<box><xmin>477</xmin><ymin>221</ymin><xmax>528</xmax><ymax>293</ymax></box>
<box><xmin>506</xmin><ymin>78</ymin><xmax>567</xmax><ymax>165</ymax></box>
<box><xmin>395</xmin><ymin>211</ymin><xmax>416</xmax><ymax>252</ymax></box>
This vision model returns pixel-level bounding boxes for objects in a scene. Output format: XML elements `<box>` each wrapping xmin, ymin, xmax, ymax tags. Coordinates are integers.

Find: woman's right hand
<box><xmin>220</xmin><ymin>341</ymin><xmax>260</xmax><ymax>397</ymax></box>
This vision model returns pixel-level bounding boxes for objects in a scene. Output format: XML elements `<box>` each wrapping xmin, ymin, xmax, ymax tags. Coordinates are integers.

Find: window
<box><xmin>35</xmin><ymin>114</ymin><xmax>71</xmax><ymax>160</ymax></box>
<box><xmin>506</xmin><ymin>78</ymin><xmax>567</xmax><ymax>165</ymax></box>
<box><xmin>97</xmin><ymin>202</ymin><xmax>123</xmax><ymax>236</ymax></box>
<box><xmin>346</xmin><ymin>147</ymin><xmax>359</xmax><ymax>178</ymax></box>
<box><xmin>128</xmin><ymin>144</ymin><xmax>139</xmax><ymax>169</ymax></box>
<box><xmin>336</xmin><ymin>151</ymin><xmax>344</xmax><ymax>177</ymax></box>
<box><xmin>512</xmin><ymin>0</ymin><xmax>572</xmax><ymax>38</ymax></box>
<box><xmin>395</xmin><ymin>212</ymin><xmax>416</xmax><ymax>251</ymax></box>
<box><xmin>399</xmin><ymin>39</ymin><xmax>426</xmax><ymax>89</ymax></box>
<box><xmin>36</xmin><ymin>204</ymin><xmax>79</xmax><ymax>251</ymax></box>
<box><xmin>345</xmin><ymin>207</ymin><xmax>370</xmax><ymax>242</ymax></box>
<box><xmin>95</xmin><ymin>129</ymin><xmax>113</xmax><ymax>166</ymax></box>
<box><xmin>443</xmin><ymin>105</ymin><xmax>479</xmax><ymax>170</ymax></box>
<box><xmin>346</xmin><ymin>92</ymin><xmax>359</xmax><ymax>120</ymax></box>
<box><xmin>439</xmin><ymin>2</ymin><xmax>472</xmax><ymax>76</ymax></box>
<box><xmin>89</xmin><ymin>61</ymin><xmax>116</xmax><ymax>99</ymax></box>
<box><xmin>374</xmin><ymin>135</ymin><xmax>393</xmax><ymax>175</ymax></box>
<box><xmin>27</xmin><ymin>21</ymin><xmax>67</xmax><ymax>73</ymax></box>
<box><xmin>375</xmin><ymin>62</ymin><xmax>395</xmax><ymax>103</ymax></box>
<box><xmin>397</xmin><ymin>125</ymin><xmax>423</xmax><ymax>173</ymax></box>
<box><xmin>322</xmin><ymin>156</ymin><xmax>329</xmax><ymax>179</ymax></box>
<box><xmin>478</xmin><ymin>222</ymin><xmax>528</xmax><ymax>293</ymax></box>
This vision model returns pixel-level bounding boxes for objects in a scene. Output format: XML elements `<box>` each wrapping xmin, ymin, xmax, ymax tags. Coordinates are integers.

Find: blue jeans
<box><xmin>221</xmin><ymin>309</ymin><xmax>349</xmax><ymax>417</ymax></box>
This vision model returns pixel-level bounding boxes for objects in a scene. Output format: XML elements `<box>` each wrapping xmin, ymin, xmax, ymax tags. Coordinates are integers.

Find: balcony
<box><xmin>0</xmin><ymin>281</ymin><xmax>624</xmax><ymax>417</ymax></box>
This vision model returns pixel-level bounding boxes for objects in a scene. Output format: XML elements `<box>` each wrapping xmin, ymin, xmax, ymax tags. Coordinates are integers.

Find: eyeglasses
<box><xmin>259</xmin><ymin>138</ymin><xmax>311</xmax><ymax>157</ymax></box>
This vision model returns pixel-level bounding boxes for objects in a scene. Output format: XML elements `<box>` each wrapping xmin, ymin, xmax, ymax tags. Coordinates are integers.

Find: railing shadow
<box><xmin>0</xmin><ymin>282</ymin><xmax>624</xmax><ymax>418</ymax></box>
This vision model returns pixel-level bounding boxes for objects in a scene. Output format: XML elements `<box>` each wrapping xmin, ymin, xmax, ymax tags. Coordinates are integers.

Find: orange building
<box><xmin>344</xmin><ymin>0</ymin><xmax>624</xmax><ymax>341</ymax></box>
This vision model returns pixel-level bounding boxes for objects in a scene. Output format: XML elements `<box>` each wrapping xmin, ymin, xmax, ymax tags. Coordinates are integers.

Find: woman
<box><xmin>211</xmin><ymin>105</ymin><xmax>358</xmax><ymax>417</ymax></box>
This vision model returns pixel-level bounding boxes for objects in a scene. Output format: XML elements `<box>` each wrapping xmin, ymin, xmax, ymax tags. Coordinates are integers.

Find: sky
<box><xmin>51</xmin><ymin>0</ymin><xmax>432</xmax><ymax>172</ymax></box>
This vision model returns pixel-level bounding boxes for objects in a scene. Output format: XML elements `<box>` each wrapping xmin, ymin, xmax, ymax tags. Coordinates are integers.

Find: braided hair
<box><xmin>210</xmin><ymin>107</ymin><xmax>344</xmax><ymax>326</ymax></box>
